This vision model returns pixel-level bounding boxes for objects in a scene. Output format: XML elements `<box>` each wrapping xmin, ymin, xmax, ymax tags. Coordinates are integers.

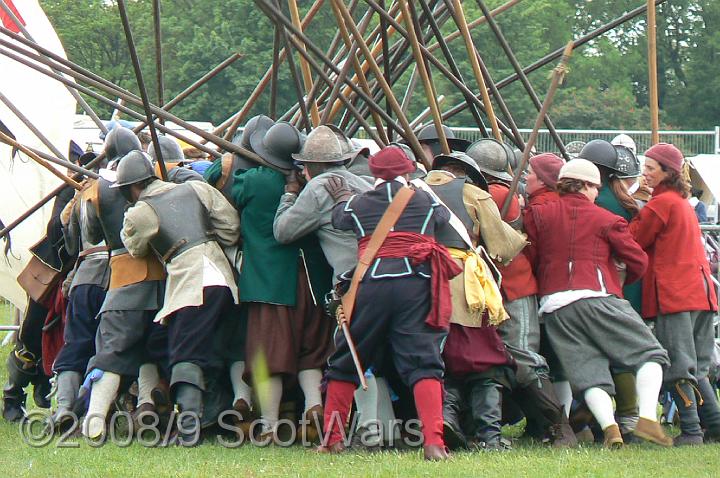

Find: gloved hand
<box><xmin>285</xmin><ymin>170</ymin><xmax>302</xmax><ymax>195</ymax></box>
<box><xmin>324</xmin><ymin>175</ymin><xmax>352</xmax><ymax>203</ymax></box>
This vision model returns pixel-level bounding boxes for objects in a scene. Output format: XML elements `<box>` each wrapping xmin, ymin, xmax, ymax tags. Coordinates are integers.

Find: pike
<box><xmin>415</xmin><ymin>0</ymin><xmax>488</xmax><ymax>136</ymax></box>
<box><xmin>647</xmin><ymin>0</ymin><xmax>660</xmax><ymax>145</ymax></box>
<box><xmin>218</xmin><ymin>0</ymin><xmax>326</xmax><ymax>142</ymax></box>
<box><xmin>398</xmin><ymin>0</ymin><xmax>450</xmax><ymax>155</ymax></box>
<box><xmin>152</xmin><ymin>0</ymin><xmax>165</xmax><ymax>120</ymax></box>
<box><xmin>25</xmin><ymin>145</ymin><xmax>100</xmax><ymax>180</ymax></box>
<box><xmin>288</xmin><ymin>0</ymin><xmax>320</xmax><ymax>127</ymax></box>
<box><xmin>256</xmin><ymin>0</ymin><xmax>407</xmax><ymax>147</ymax></box>
<box><xmin>329</xmin><ymin>0</ymin><xmax>427</xmax><ymax>166</ymax></box>
<box><xmin>443</xmin><ymin>0</ymin><xmax>669</xmax><ymax>121</ymax></box>
<box><xmin>275</xmin><ymin>0</ymin><xmax>313</xmax><ymax>133</ymax></box>
<box><xmin>0</xmin><ymin>44</ymin><xmax>265</xmax><ymax>163</ymax></box>
<box><xmin>363</xmin><ymin>0</ymin><xmax>522</xmax><ymax>148</ymax></box>
<box><xmin>0</xmin><ymin>53</ymin><xmax>243</xmax><ymax>242</ymax></box>
<box><xmin>501</xmin><ymin>42</ymin><xmax>575</xmax><ymax>217</ymax></box>
<box><xmin>0</xmin><ymin>0</ymin><xmax>108</xmax><ymax>134</ymax></box>
<box><xmin>476</xmin><ymin>0</ymin><xmax>567</xmax><ymax>159</ymax></box>
<box><xmin>0</xmin><ymin>90</ymin><xmax>68</xmax><ymax>161</ymax></box>
<box><xmin>117</xmin><ymin>0</ymin><xmax>168</xmax><ymax>180</ymax></box>
<box><xmin>0</xmin><ymin>131</ymin><xmax>83</xmax><ymax>190</ymax></box>
<box><xmin>325</xmin><ymin>0</ymin><xmax>388</xmax><ymax>145</ymax></box>
<box><xmin>449</xmin><ymin>0</ymin><xmax>501</xmax><ymax>141</ymax></box>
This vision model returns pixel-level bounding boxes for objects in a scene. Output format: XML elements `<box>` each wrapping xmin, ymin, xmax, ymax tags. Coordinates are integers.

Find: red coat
<box><xmin>525</xmin><ymin>193</ymin><xmax>647</xmax><ymax>298</ymax></box>
<box><xmin>527</xmin><ymin>187</ymin><xmax>559</xmax><ymax>208</ymax></box>
<box><xmin>629</xmin><ymin>185</ymin><xmax>717</xmax><ymax>318</ymax></box>
<box><xmin>488</xmin><ymin>184</ymin><xmax>538</xmax><ymax>300</ymax></box>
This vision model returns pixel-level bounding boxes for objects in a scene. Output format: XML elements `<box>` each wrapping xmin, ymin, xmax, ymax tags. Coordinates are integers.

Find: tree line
<box><xmin>39</xmin><ymin>0</ymin><xmax>719</xmax><ymax>131</ymax></box>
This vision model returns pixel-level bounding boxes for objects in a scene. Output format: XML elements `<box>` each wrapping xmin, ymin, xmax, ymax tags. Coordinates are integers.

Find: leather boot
<box><xmin>696</xmin><ymin>377</ymin><xmax>720</xmax><ymax>441</ymax></box>
<box><xmin>468</xmin><ymin>379</ymin><xmax>503</xmax><ymax>448</ymax></box>
<box><xmin>442</xmin><ymin>380</ymin><xmax>467</xmax><ymax>450</ymax></box>
<box><xmin>50</xmin><ymin>371</ymin><xmax>82</xmax><ymax>429</ymax></box>
<box><xmin>517</xmin><ymin>377</ymin><xmax>577</xmax><ymax>447</ymax></box>
<box><xmin>602</xmin><ymin>423</ymin><xmax>623</xmax><ymax>449</ymax></box>
<box><xmin>175</xmin><ymin>383</ymin><xmax>203</xmax><ymax>447</ymax></box>
<box><xmin>2</xmin><ymin>351</ymin><xmax>34</xmax><ymax>422</ymax></box>
<box><xmin>32</xmin><ymin>372</ymin><xmax>52</xmax><ymax>409</ymax></box>
<box><xmin>670</xmin><ymin>380</ymin><xmax>704</xmax><ymax>446</ymax></box>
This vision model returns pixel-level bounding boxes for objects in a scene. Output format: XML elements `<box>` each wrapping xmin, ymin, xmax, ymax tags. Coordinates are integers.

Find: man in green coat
<box><xmin>232</xmin><ymin>121</ymin><xmax>333</xmax><ymax>442</ymax></box>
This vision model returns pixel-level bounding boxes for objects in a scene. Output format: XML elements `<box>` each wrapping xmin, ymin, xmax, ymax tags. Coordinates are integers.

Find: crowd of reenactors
<box><xmin>3</xmin><ymin>117</ymin><xmax>719</xmax><ymax>460</ymax></box>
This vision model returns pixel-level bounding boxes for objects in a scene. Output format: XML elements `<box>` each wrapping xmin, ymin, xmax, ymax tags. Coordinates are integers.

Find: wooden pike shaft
<box><xmin>117</xmin><ymin>0</ymin><xmax>168</xmax><ymax>180</ymax></box>
<box><xmin>0</xmin><ymin>2</ymin><xmax>108</xmax><ymax>134</ymax></box>
<box><xmin>451</xmin><ymin>0</ymin><xmax>501</xmax><ymax>141</ymax></box>
<box><xmin>288</xmin><ymin>0</ymin><xmax>321</xmax><ymax>126</ymax></box>
<box><xmin>427</xmin><ymin>0</ymin><xmax>522</xmax><ymax>52</ymax></box>
<box><xmin>0</xmin><ymin>90</ymin><xmax>67</xmax><ymax>160</ymax></box>
<box><xmin>326</xmin><ymin>0</ymin><xmax>388</xmax><ymax>145</ymax></box>
<box><xmin>330</xmin><ymin>0</ymin><xmax>427</xmax><ymax>167</ymax></box>
<box><xmin>153</xmin><ymin>0</ymin><xmax>165</xmax><ymax>122</ymax></box>
<box><xmin>500</xmin><ymin>42</ymin><xmax>574</xmax><ymax>217</ymax></box>
<box><xmin>325</xmin><ymin>2</ymin><xmax>403</xmax><ymax>123</ymax></box>
<box><xmin>647</xmin><ymin>0</ymin><xmax>660</xmax><ymax>145</ymax></box>
<box><xmin>257</xmin><ymin>0</ymin><xmax>385</xmax><ymax>145</ymax></box>
<box><xmin>398</xmin><ymin>0</ymin><xmax>449</xmax><ymax>155</ymax></box>
<box><xmin>217</xmin><ymin>0</ymin><xmax>325</xmax><ymax>141</ymax></box>
<box><xmin>0</xmin><ymin>131</ymin><xmax>83</xmax><ymax>190</ymax></box>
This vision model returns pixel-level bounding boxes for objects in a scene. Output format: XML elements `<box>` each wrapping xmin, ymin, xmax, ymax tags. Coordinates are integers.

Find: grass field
<box><xmin>1</xmin><ymin>301</ymin><xmax>719</xmax><ymax>477</ymax></box>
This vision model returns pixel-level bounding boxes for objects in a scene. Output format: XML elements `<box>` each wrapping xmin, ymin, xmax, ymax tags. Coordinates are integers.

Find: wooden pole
<box><xmin>398</xmin><ymin>0</ymin><xmax>450</xmax><ymax>155</ymax></box>
<box><xmin>0</xmin><ymin>132</ymin><xmax>83</xmax><ymax>190</ymax></box>
<box><xmin>647</xmin><ymin>0</ymin><xmax>660</xmax><ymax>145</ymax></box>
<box><xmin>501</xmin><ymin>42</ymin><xmax>574</xmax><ymax>217</ymax></box>
<box><xmin>152</xmin><ymin>0</ymin><xmax>164</xmax><ymax>119</ymax></box>
<box><xmin>450</xmin><ymin>0</ymin><xmax>501</xmax><ymax>141</ymax></box>
<box><xmin>288</xmin><ymin>0</ymin><xmax>321</xmax><ymax>127</ymax></box>
<box><xmin>329</xmin><ymin>0</ymin><xmax>427</xmax><ymax>167</ymax></box>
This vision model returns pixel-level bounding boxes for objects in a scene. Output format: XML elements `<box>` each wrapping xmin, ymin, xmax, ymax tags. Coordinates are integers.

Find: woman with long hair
<box><xmin>630</xmin><ymin>143</ymin><xmax>720</xmax><ymax>446</ymax></box>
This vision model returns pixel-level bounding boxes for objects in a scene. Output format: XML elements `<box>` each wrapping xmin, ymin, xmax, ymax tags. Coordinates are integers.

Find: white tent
<box><xmin>0</xmin><ymin>1</ymin><xmax>76</xmax><ymax>312</ymax></box>
<box><xmin>687</xmin><ymin>154</ymin><xmax>720</xmax><ymax>222</ymax></box>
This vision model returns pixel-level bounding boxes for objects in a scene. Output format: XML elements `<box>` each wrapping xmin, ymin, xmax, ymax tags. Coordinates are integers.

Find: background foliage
<box><xmin>39</xmin><ymin>0</ymin><xmax>720</xmax><ymax>130</ymax></box>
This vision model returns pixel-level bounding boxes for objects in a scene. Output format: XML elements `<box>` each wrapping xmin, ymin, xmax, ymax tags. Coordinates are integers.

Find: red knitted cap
<box><xmin>368</xmin><ymin>145</ymin><xmax>416</xmax><ymax>180</ymax></box>
<box><xmin>644</xmin><ymin>143</ymin><xmax>684</xmax><ymax>173</ymax></box>
<box><xmin>529</xmin><ymin>153</ymin><xmax>564</xmax><ymax>190</ymax></box>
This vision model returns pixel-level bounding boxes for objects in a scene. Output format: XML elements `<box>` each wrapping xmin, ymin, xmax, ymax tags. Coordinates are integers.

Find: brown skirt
<box><xmin>245</xmin><ymin>263</ymin><xmax>334</xmax><ymax>379</ymax></box>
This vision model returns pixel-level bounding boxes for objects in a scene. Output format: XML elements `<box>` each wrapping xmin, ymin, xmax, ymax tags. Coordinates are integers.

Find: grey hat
<box><xmin>110</xmin><ymin>150</ymin><xmax>156</xmax><ymax>188</ymax></box>
<box><xmin>564</xmin><ymin>141</ymin><xmax>586</xmax><ymax>159</ymax></box>
<box><xmin>432</xmin><ymin>151</ymin><xmax>488</xmax><ymax>191</ymax></box>
<box><xmin>240</xmin><ymin>115</ymin><xmax>275</xmax><ymax>151</ymax></box>
<box><xmin>416</xmin><ymin>123</ymin><xmax>471</xmax><ymax>153</ymax></box>
<box><xmin>250</xmin><ymin>121</ymin><xmax>303</xmax><ymax>169</ymax></box>
<box><xmin>292</xmin><ymin>125</ymin><xmax>359</xmax><ymax>163</ymax></box>
<box><xmin>104</xmin><ymin>126</ymin><xmax>141</xmax><ymax>163</ymax></box>
<box><xmin>465</xmin><ymin>138</ymin><xmax>513</xmax><ymax>182</ymax></box>
<box><xmin>147</xmin><ymin>136</ymin><xmax>184</xmax><ymax>163</ymax></box>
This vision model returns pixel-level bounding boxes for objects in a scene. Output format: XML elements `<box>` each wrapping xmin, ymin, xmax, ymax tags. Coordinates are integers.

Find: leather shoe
<box><xmin>633</xmin><ymin>417</ymin><xmax>672</xmax><ymax>447</ymax></box>
<box><xmin>602</xmin><ymin>424</ymin><xmax>624</xmax><ymax>449</ymax></box>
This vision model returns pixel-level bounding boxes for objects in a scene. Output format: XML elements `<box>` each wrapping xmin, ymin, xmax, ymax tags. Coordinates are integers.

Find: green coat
<box><xmin>231</xmin><ymin>166</ymin><xmax>332</xmax><ymax>305</ymax></box>
<box><xmin>596</xmin><ymin>185</ymin><xmax>643</xmax><ymax>314</ymax></box>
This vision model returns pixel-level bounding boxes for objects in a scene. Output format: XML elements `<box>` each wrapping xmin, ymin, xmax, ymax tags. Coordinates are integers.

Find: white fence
<box><xmin>448</xmin><ymin>127</ymin><xmax>720</xmax><ymax>157</ymax></box>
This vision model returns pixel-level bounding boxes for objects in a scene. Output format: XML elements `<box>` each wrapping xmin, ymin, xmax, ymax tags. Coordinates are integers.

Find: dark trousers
<box><xmin>327</xmin><ymin>275</ymin><xmax>446</xmax><ymax>387</ymax></box>
<box><xmin>17</xmin><ymin>299</ymin><xmax>49</xmax><ymax>359</ymax></box>
<box><xmin>54</xmin><ymin>285</ymin><xmax>106</xmax><ymax>374</ymax></box>
<box><xmin>168</xmin><ymin>286</ymin><xmax>233</xmax><ymax>370</ymax></box>
<box><xmin>93</xmin><ymin>309</ymin><xmax>168</xmax><ymax>377</ymax></box>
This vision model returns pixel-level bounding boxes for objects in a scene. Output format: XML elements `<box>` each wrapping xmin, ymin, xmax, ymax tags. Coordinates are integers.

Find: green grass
<box><xmin>1</xmin><ymin>302</ymin><xmax>719</xmax><ymax>477</ymax></box>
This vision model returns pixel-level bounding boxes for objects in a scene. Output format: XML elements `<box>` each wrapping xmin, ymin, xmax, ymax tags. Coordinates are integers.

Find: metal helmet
<box><xmin>465</xmin><ymin>138</ymin><xmax>512</xmax><ymax>182</ymax></box>
<box><xmin>147</xmin><ymin>135</ymin><xmax>184</xmax><ymax>163</ymax></box>
<box><xmin>110</xmin><ymin>150</ymin><xmax>156</xmax><ymax>188</ymax></box>
<box><xmin>564</xmin><ymin>141</ymin><xmax>586</xmax><ymax>159</ymax></box>
<box><xmin>104</xmin><ymin>126</ymin><xmax>141</xmax><ymax>163</ymax></box>
<box><xmin>240</xmin><ymin>114</ymin><xmax>275</xmax><ymax>151</ymax></box>
<box><xmin>250</xmin><ymin>121</ymin><xmax>303</xmax><ymax>169</ymax></box>
<box><xmin>292</xmin><ymin>125</ymin><xmax>356</xmax><ymax>163</ymax></box>
<box><xmin>611</xmin><ymin>134</ymin><xmax>637</xmax><ymax>154</ymax></box>
<box><xmin>416</xmin><ymin>123</ymin><xmax>471</xmax><ymax>152</ymax></box>
<box><xmin>613</xmin><ymin>145</ymin><xmax>641</xmax><ymax>178</ymax></box>
<box><xmin>578</xmin><ymin>139</ymin><xmax>619</xmax><ymax>173</ymax></box>
<box><xmin>389</xmin><ymin>141</ymin><xmax>426</xmax><ymax>179</ymax></box>
<box><xmin>432</xmin><ymin>151</ymin><xmax>488</xmax><ymax>191</ymax></box>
